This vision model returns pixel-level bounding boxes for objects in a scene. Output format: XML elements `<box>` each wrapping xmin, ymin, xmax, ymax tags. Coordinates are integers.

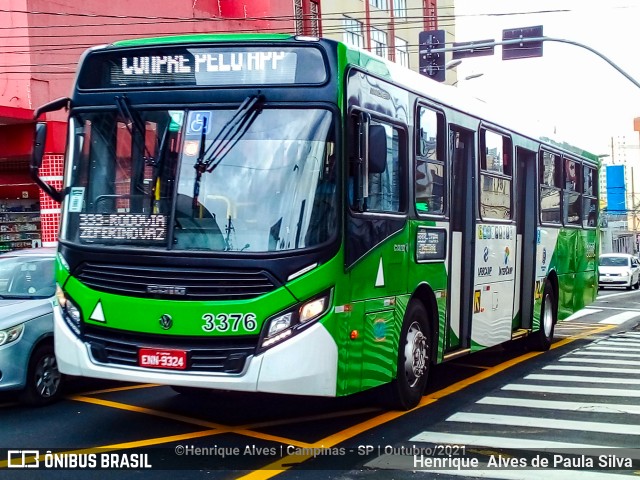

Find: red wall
<box><xmin>0</xmin><ymin>0</ymin><xmax>314</xmax><ymax>245</ymax></box>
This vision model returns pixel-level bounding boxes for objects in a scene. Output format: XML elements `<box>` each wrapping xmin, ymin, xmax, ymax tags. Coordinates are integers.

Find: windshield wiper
<box><xmin>192</xmin><ymin>94</ymin><xmax>264</xmax><ymax>214</ymax></box>
<box><xmin>115</xmin><ymin>95</ymin><xmax>155</xmax><ymax>166</ymax></box>
<box><xmin>195</xmin><ymin>94</ymin><xmax>264</xmax><ymax>174</ymax></box>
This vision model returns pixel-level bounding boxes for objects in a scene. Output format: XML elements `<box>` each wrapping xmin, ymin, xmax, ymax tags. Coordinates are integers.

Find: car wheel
<box><xmin>529</xmin><ymin>281</ymin><xmax>556</xmax><ymax>351</ymax></box>
<box><xmin>385</xmin><ymin>301</ymin><xmax>431</xmax><ymax>411</ymax></box>
<box><xmin>634</xmin><ymin>278</ymin><xmax>639</xmax><ymax>290</ymax></box>
<box><xmin>19</xmin><ymin>344</ymin><xmax>63</xmax><ymax>406</ymax></box>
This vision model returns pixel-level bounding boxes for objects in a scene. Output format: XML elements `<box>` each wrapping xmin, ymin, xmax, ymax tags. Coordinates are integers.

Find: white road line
<box><xmin>593</xmin><ymin>338</ymin><xmax>640</xmax><ymax>345</ymax></box>
<box><xmin>447</xmin><ymin>412</ymin><xmax>640</xmax><ymax>435</ymax></box>
<box><xmin>478</xmin><ymin>396</ymin><xmax>640</xmax><ymax>414</ymax></box>
<box><xmin>559</xmin><ymin>357</ymin><xmax>640</xmax><ymax>366</ymax></box>
<box><xmin>523</xmin><ymin>373</ymin><xmax>640</xmax><ymax>385</ymax></box>
<box><xmin>597</xmin><ymin>289</ymin><xmax>640</xmax><ymax>299</ymax></box>
<box><xmin>501</xmin><ymin>383</ymin><xmax>640</xmax><ymax>397</ymax></box>
<box><xmin>598</xmin><ymin>311</ymin><xmax>640</xmax><ymax>324</ymax></box>
<box><xmin>410</xmin><ymin>431</ymin><xmax>639</xmax><ymax>453</ymax></box>
<box><xmin>586</xmin><ymin>345</ymin><xmax>640</xmax><ymax>352</ymax></box>
<box><xmin>567</xmin><ymin>351</ymin><xmax>640</xmax><ymax>358</ymax></box>
<box><xmin>564</xmin><ymin>308</ymin><xmax>602</xmax><ymax>321</ymax></box>
<box><xmin>385</xmin><ymin>468</ymin><xmax>637</xmax><ymax>480</ymax></box>
<box><xmin>543</xmin><ymin>365</ymin><xmax>640</xmax><ymax>374</ymax></box>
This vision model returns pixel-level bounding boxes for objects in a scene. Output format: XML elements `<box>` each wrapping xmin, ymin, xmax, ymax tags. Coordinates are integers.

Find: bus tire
<box><xmin>386</xmin><ymin>301</ymin><xmax>431</xmax><ymax>410</ymax></box>
<box><xmin>529</xmin><ymin>281</ymin><xmax>556</xmax><ymax>351</ymax></box>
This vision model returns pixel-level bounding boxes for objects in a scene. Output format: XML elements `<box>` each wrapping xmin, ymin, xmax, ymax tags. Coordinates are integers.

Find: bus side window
<box><xmin>583</xmin><ymin>166</ymin><xmax>598</xmax><ymax>227</ymax></box>
<box><xmin>416</xmin><ymin>106</ymin><xmax>445</xmax><ymax>214</ymax></box>
<box><xmin>563</xmin><ymin>157</ymin><xmax>582</xmax><ymax>225</ymax></box>
<box><xmin>479</xmin><ymin>129</ymin><xmax>512</xmax><ymax>220</ymax></box>
<box><xmin>539</xmin><ymin>150</ymin><xmax>562</xmax><ymax>224</ymax></box>
<box><xmin>348</xmin><ymin>115</ymin><xmax>404</xmax><ymax>214</ymax></box>
<box><xmin>366</xmin><ymin>122</ymin><xmax>402</xmax><ymax>213</ymax></box>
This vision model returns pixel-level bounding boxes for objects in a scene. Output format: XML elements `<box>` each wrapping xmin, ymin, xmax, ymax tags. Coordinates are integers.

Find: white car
<box><xmin>599</xmin><ymin>253</ymin><xmax>640</xmax><ymax>290</ymax></box>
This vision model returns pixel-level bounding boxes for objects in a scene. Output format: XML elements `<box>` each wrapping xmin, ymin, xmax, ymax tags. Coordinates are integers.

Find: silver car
<box><xmin>0</xmin><ymin>247</ymin><xmax>60</xmax><ymax>405</ymax></box>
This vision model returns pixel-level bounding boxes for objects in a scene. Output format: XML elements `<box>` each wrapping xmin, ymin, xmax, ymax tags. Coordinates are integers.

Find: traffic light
<box><xmin>502</xmin><ymin>25</ymin><xmax>543</xmax><ymax>60</ymax></box>
<box><xmin>419</xmin><ymin>30</ymin><xmax>445</xmax><ymax>82</ymax></box>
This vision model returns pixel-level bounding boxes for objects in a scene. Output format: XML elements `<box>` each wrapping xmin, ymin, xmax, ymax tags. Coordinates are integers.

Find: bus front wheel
<box><xmin>529</xmin><ymin>281</ymin><xmax>556</xmax><ymax>351</ymax></box>
<box><xmin>386</xmin><ymin>301</ymin><xmax>431</xmax><ymax>411</ymax></box>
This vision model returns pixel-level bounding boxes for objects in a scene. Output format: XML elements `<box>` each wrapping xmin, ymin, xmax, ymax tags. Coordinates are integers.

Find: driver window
<box><xmin>416</xmin><ymin>106</ymin><xmax>445</xmax><ymax>215</ymax></box>
<box><xmin>366</xmin><ymin>121</ymin><xmax>403</xmax><ymax>213</ymax></box>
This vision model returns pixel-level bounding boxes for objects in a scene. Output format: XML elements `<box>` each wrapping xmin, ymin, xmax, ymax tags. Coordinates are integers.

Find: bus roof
<box><xmin>101</xmin><ymin>33</ymin><xmax>596</xmax><ymax>163</ymax></box>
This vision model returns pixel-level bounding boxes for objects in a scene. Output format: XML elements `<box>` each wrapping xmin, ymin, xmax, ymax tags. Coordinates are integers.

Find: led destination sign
<box><xmin>121</xmin><ymin>51</ymin><xmax>289</xmax><ymax>75</ymax></box>
<box><xmin>78</xmin><ymin>46</ymin><xmax>327</xmax><ymax>89</ymax></box>
<box><xmin>416</xmin><ymin>227</ymin><xmax>446</xmax><ymax>261</ymax></box>
<box><xmin>79</xmin><ymin>214</ymin><xmax>167</xmax><ymax>242</ymax></box>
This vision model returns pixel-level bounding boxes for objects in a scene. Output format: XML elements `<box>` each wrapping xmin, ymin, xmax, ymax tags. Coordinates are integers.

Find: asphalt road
<box><xmin>1</xmin><ymin>287</ymin><xmax>639</xmax><ymax>479</ymax></box>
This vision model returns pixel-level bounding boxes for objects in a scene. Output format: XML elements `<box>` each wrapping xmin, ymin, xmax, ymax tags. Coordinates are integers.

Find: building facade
<box><xmin>320</xmin><ymin>0</ymin><xmax>455</xmax><ymax>82</ymax></box>
<box><xmin>599</xmin><ymin>135</ymin><xmax>640</xmax><ymax>254</ymax></box>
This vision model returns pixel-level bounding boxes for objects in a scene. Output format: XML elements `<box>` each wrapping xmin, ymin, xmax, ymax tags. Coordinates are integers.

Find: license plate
<box><xmin>139</xmin><ymin>348</ymin><xmax>187</xmax><ymax>370</ymax></box>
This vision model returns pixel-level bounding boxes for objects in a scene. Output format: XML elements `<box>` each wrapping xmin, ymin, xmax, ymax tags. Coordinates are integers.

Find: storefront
<box><xmin>0</xmin><ymin>112</ymin><xmax>63</xmax><ymax>252</ymax></box>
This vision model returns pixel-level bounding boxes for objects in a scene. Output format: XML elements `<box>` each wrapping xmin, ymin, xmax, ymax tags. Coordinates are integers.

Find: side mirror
<box><xmin>368</xmin><ymin>124</ymin><xmax>388</xmax><ymax>174</ymax></box>
<box><xmin>32</xmin><ymin>122</ymin><xmax>47</xmax><ymax>169</ymax></box>
<box><xmin>30</xmin><ymin>97</ymin><xmax>70</xmax><ymax>203</ymax></box>
<box><xmin>29</xmin><ymin>121</ymin><xmax>62</xmax><ymax>203</ymax></box>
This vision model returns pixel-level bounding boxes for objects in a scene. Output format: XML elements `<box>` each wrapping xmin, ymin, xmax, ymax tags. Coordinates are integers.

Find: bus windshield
<box><xmin>60</xmin><ymin>107</ymin><xmax>337</xmax><ymax>252</ymax></box>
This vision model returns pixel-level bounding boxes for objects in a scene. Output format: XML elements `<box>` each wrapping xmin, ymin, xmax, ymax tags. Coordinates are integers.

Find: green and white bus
<box><xmin>32</xmin><ymin>33</ymin><xmax>599</xmax><ymax>410</ymax></box>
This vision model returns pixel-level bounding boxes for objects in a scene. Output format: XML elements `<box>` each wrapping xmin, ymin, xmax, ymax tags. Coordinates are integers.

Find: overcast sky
<box><xmin>451</xmin><ymin>0</ymin><xmax>640</xmax><ymax>157</ymax></box>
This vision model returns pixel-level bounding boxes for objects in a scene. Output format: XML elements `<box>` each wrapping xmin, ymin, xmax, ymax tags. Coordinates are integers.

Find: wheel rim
<box><xmin>403</xmin><ymin>321</ymin><xmax>428</xmax><ymax>388</ymax></box>
<box><xmin>34</xmin><ymin>354</ymin><xmax>61</xmax><ymax>399</ymax></box>
<box><xmin>542</xmin><ymin>293</ymin><xmax>554</xmax><ymax>337</ymax></box>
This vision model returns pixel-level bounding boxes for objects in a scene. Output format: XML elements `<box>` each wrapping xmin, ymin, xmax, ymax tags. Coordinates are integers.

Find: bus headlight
<box><xmin>260</xmin><ymin>290</ymin><xmax>332</xmax><ymax>351</ymax></box>
<box><xmin>56</xmin><ymin>285</ymin><xmax>83</xmax><ymax>335</ymax></box>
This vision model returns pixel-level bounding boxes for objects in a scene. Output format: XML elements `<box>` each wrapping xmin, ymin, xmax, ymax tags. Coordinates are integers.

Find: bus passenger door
<box><xmin>446</xmin><ymin>127</ymin><xmax>476</xmax><ymax>352</ymax></box>
<box><xmin>516</xmin><ymin>147</ymin><xmax>538</xmax><ymax>329</ymax></box>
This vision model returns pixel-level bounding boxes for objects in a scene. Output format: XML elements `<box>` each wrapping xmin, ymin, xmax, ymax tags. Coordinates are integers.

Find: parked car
<box><xmin>598</xmin><ymin>253</ymin><xmax>640</xmax><ymax>290</ymax></box>
<box><xmin>0</xmin><ymin>247</ymin><xmax>60</xmax><ymax>405</ymax></box>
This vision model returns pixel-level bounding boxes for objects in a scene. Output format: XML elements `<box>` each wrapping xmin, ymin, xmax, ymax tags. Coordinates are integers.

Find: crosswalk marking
<box><xmin>502</xmin><ymin>383</ymin><xmax>640</xmax><ymax>397</ymax></box>
<box><xmin>410</xmin><ymin>431</ymin><xmax>640</xmax><ymax>453</ymax></box>
<box><xmin>564</xmin><ymin>308</ymin><xmax>602</xmax><ymax>320</ymax></box>
<box><xmin>586</xmin><ymin>345</ymin><xmax>640</xmax><ymax>352</ymax></box>
<box><xmin>388</xmin><ymin>468</ymin><xmax>638</xmax><ymax>480</ymax></box>
<box><xmin>592</xmin><ymin>338</ymin><xmax>640</xmax><ymax>345</ymax></box>
<box><xmin>523</xmin><ymin>373</ymin><xmax>640</xmax><ymax>385</ymax></box>
<box><xmin>446</xmin><ymin>412</ymin><xmax>640</xmax><ymax>435</ymax></box>
<box><xmin>477</xmin><ymin>396</ymin><xmax>640</xmax><ymax>414</ymax></box>
<box><xmin>543</xmin><ymin>364</ymin><xmax>639</xmax><ymax>374</ymax></box>
<box><xmin>367</xmin><ymin>331</ymin><xmax>640</xmax><ymax>478</ymax></box>
<box><xmin>559</xmin><ymin>357</ymin><xmax>640</xmax><ymax>366</ymax></box>
<box><xmin>598</xmin><ymin>311</ymin><xmax>640</xmax><ymax>324</ymax></box>
<box><xmin>569</xmin><ymin>350</ymin><xmax>640</xmax><ymax>358</ymax></box>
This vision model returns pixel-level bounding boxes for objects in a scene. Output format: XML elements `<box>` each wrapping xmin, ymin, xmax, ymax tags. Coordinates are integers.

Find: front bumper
<box><xmin>599</xmin><ymin>276</ymin><xmax>631</xmax><ymax>287</ymax></box>
<box><xmin>54</xmin><ymin>306</ymin><xmax>338</xmax><ymax>397</ymax></box>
